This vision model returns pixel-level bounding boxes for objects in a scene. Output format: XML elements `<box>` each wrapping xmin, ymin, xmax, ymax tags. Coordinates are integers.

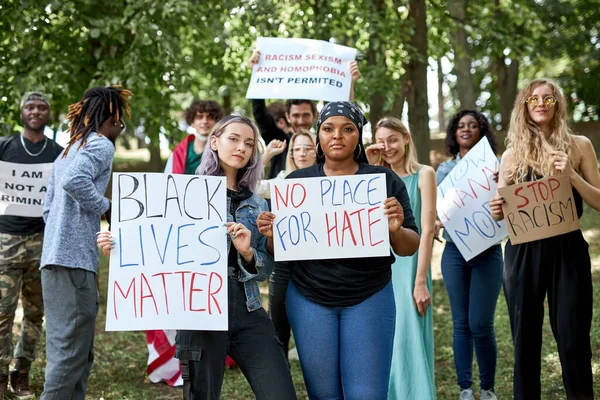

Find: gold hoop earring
<box><xmin>316</xmin><ymin>143</ymin><xmax>325</xmax><ymax>158</ymax></box>
<box><xmin>354</xmin><ymin>145</ymin><xmax>362</xmax><ymax>159</ymax></box>
<box><xmin>405</xmin><ymin>144</ymin><xmax>409</xmax><ymax>157</ymax></box>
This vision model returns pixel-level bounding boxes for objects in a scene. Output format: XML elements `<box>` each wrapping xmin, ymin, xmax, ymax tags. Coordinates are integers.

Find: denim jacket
<box><xmin>226</xmin><ymin>192</ymin><xmax>274</xmax><ymax>312</ymax></box>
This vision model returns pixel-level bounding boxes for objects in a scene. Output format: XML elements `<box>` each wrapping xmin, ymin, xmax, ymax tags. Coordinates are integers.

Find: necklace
<box><xmin>20</xmin><ymin>134</ymin><xmax>48</xmax><ymax>157</ymax></box>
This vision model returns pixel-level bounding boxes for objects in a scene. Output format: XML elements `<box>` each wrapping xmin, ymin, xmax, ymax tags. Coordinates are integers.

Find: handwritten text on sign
<box><xmin>270</xmin><ymin>174</ymin><xmax>389</xmax><ymax>261</ymax></box>
<box><xmin>498</xmin><ymin>174</ymin><xmax>580</xmax><ymax>244</ymax></box>
<box><xmin>246</xmin><ymin>37</ymin><xmax>357</xmax><ymax>102</ymax></box>
<box><xmin>437</xmin><ymin>137</ymin><xmax>508</xmax><ymax>261</ymax></box>
<box><xmin>0</xmin><ymin>160</ymin><xmax>53</xmax><ymax>217</ymax></box>
<box><xmin>106</xmin><ymin>173</ymin><xmax>228</xmax><ymax>332</ymax></box>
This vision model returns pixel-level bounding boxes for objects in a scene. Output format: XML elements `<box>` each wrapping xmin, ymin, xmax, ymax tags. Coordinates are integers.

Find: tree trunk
<box><xmin>494</xmin><ymin>58</ymin><xmax>519</xmax><ymax>131</ymax></box>
<box><xmin>406</xmin><ymin>0</ymin><xmax>430</xmax><ymax>164</ymax></box>
<box><xmin>390</xmin><ymin>71</ymin><xmax>408</xmax><ymax>118</ymax></box>
<box><xmin>147</xmin><ymin>129</ymin><xmax>163</xmax><ymax>171</ymax></box>
<box><xmin>437</xmin><ymin>58</ymin><xmax>446</xmax><ymax>133</ymax></box>
<box><xmin>148</xmin><ymin>143</ymin><xmax>162</xmax><ymax>172</ymax></box>
<box><xmin>222</xmin><ymin>93</ymin><xmax>232</xmax><ymax>114</ymax></box>
<box><xmin>492</xmin><ymin>0</ymin><xmax>519</xmax><ymax>131</ymax></box>
<box><xmin>366</xmin><ymin>0</ymin><xmax>386</xmax><ymax>128</ymax></box>
<box><xmin>448</xmin><ymin>0</ymin><xmax>476</xmax><ymax>110</ymax></box>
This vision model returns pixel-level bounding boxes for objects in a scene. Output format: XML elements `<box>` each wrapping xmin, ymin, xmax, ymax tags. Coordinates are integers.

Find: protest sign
<box><xmin>270</xmin><ymin>174</ymin><xmax>389</xmax><ymax>261</ymax></box>
<box><xmin>498</xmin><ymin>174</ymin><xmax>580</xmax><ymax>244</ymax></box>
<box><xmin>246</xmin><ymin>37</ymin><xmax>358</xmax><ymax>102</ymax></box>
<box><xmin>106</xmin><ymin>173</ymin><xmax>228</xmax><ymax>331</ymax></box>
<box><xmin>436</xmin><ymin>137</ymin><xmax>508</xmax><ymax>261</ymax></box>
<box><xmin>0</xmin><ymin>160</ymin><xmax>53</xmax><ymax>217</ymax></box>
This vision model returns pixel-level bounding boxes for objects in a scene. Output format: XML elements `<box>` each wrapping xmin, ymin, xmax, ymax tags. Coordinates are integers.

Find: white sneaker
<box><xmin>480</xmin><ymin>389</ymin><xmax>498</xmax><ymax>400</ymax></box>
<box><xmin>459</xmin><ymin>388</ymin><xmax>475</xmax><ymax>400</ymax></box>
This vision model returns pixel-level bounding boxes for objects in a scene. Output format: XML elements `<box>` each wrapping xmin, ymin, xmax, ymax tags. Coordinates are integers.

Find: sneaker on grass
<box><xmin>10</xmin><ymin>370</ymin><xmax>35</xmax><ymax>399</ymax></box>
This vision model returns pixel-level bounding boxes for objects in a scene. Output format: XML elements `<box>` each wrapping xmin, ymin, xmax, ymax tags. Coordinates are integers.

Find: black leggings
<box><xmin>175</xmin><ymin>278</ymin><xmax>296</xmax><ymax>400</ymax></box>
<box><xmin>268</xmin><ymin>261</ymin><xmax>291</xmax><ymax>358</ymax></box>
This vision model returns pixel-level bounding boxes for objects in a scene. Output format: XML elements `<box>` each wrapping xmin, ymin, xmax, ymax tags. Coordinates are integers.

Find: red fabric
<box><xmin>146</xmin><ymin>330</ymin><xmax>181</xmax><ymax>387</ymax></box>
<box><xmin>172</xmin><ymin>135</ymin><xmax>195</xmax><ymax>174</ymax></box>
<box><xmin>226</xmin><ymin>355</ymin><xmax>237</xmax><ymax>368</ymax></box>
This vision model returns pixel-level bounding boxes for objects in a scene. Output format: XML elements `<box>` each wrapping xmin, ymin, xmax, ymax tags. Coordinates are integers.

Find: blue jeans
<box><xmin>441</xmin><ymin>242</ymin><xmax>503</xmax><ymax>391</ymax></box>
<box><xmin>286</xmin><ymin>281</ymin><xmax>395</xmax><ymax>400</ymax></box>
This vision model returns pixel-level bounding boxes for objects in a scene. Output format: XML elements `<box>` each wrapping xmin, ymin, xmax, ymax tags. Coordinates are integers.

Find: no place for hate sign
<box><xmin>270</xmin><ymin>174</ymin><xmax>390</xmax><ymax>262</ymax></box>
<box><xmin>246</xmin><ymin>37</ymin><xmax>357</xmax><ymax>102</ymax></box>
<box><xmin>106</xmin><ymin>173</ymin><xmax>228</xmax><ymax>332</ymax></box>
<box><xmin>436</xmin><ymin>137</ymin><xmax>508</xmax><ymax>261</ymax></box>
<box><xmin>0</xmin><ymin>160</ymin><xmax>53</xmax><ymax>217</ymax></box>
<box><xmin>498</xmin><ymin>174</ymin><xmax>580</xmax><ymax>244</ymax></box>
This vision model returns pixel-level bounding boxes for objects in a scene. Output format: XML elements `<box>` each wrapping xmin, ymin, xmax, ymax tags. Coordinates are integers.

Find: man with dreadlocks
<box><xmin>0</xmin><ymin>91</ymin><xmax>63</xmax><ymax>399</ymax></box>
<box><xmin>39</xmin><ymin>86</ymin><xmax>132</xmax><ymax>400</ymax></box>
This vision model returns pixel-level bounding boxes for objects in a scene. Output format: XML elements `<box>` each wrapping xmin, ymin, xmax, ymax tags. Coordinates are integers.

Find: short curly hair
<box><xmin>445</xmin><ymin>110</ymin><xmax>497</xmax><ymax>156</ymax></box>
<box><xmin>184</xmin><ymin>100</ymin><xmax>224</xmax><ymax>125</ymax></box>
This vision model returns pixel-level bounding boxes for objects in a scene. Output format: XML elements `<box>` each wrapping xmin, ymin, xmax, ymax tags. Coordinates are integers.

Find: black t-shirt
<box><xmin>0</xmin><ymin>134</ymin><xmax>64</xmax><ymax>235</ymax></box>
<box><xmin>286</xmin><ymin>163</ymin><xmax>419</xmax><ymax>307</ymax></box>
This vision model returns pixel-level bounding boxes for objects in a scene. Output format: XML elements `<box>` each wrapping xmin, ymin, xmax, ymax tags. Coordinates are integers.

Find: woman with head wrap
<box><xmin>257</xmin><ymin>101</ymin><xmax>420</xmax><ymax>399</ymax></box>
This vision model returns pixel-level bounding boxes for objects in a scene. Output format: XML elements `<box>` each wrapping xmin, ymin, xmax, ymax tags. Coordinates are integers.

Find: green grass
<box><xmin>18</xmin><ymin>154</ymin><xmax>600</xmax><ymax>399</ymax></box>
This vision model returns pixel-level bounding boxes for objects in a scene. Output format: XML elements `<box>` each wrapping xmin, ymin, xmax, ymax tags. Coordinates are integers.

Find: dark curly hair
<box><xmin>267</xmin><ymin>101</ymin><xmax>290</xmax><ymax>126</ymax></box>
<box><xmin>445</xmin><ymin>110</ymin><xmax>497</xmax><ymax>156</ymax></box>
<box><xmin>184</xmin><ymin>100</ymin><xmax>224</xmax><ymax>125</ymax></box>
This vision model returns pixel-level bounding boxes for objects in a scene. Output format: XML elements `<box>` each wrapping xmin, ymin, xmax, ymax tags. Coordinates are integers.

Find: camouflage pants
<box><xmin>0</xmin><ymin>232</ymin><xmax>44</xmax><ymax>374</ymax></box>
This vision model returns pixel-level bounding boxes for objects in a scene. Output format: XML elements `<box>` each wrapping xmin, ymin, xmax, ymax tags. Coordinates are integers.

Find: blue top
<box><xmin>41</xmin><ymin>133</ymin><xmax>113</xmax><ymax>273</ymax></box>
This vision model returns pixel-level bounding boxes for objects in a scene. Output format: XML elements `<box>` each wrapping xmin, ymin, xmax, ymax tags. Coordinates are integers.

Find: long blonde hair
<box><xmin>285</xmin><ymin>130</ymin><xmax>317</xmax><ymax>173</ymax></box>
<box><xmin>506</xmin><ymin>78</ymin><xmax>579</xmax><ymax>183</ymax></box>
<box><xmin>374</xmin><ymin>117</ymin><xmax>419</xmax><ymax>174</ymax></box>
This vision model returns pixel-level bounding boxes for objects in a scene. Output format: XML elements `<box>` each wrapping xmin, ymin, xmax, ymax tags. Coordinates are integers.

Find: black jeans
<box><xmin>175</xmin><ymin>278</ymin><xmax>296</xmax><ymax>400</ymax></box>
<box><xmin>504</xmin><ymin>230</ymin><xmax>593</xmax><ymax>400</ymax></box>
<box><xmin>268</xmin><ymin>261</ymin><xmax>291</xmax><ymax>358</ymax></box>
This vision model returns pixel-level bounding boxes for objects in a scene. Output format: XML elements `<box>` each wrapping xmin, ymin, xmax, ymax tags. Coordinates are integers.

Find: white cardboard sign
<box><xmin>106</xmin><ymin>173</ymin><xmax>228</xmax><ymax>331</ymax></box>
<box><xmin>270</xmin><ymin>174</ymin><xmax>390</xmax><ymax>261</ymax></box>
<box><xmin>246</xmin><ymin>37</ymin><xmax>357</xmax><ymax>102</ymax></box>
<box><xmin>436</xmin><ymin>138</ymin><xmax>508</xmax><ymax>261</ymax></box>
<box><xmin>0</xmin><ymin>160</ymin><xmax>53</xmax><ymax>217</ymax></box>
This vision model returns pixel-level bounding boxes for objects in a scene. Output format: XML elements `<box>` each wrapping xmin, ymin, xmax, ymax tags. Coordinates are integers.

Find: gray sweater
<box><xmin>41</xmin><ymin>132</ymin><xmax>113</xmax><ymax>273</ymax></box>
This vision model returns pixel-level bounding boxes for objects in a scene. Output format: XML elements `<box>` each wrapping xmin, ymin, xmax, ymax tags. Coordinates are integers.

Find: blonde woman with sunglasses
<box><xmin>490</xmin><ymin>79</ymin><xmax>600</xmax><ymax>400</ymax></box>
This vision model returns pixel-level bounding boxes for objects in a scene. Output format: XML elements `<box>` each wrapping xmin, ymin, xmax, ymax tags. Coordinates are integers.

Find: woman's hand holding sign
<box><xmin>384</xmin><ymin>197</ymin><xmax>404</xmax><ymax>233</ymax></box>
<box><xmin>489</xmin><ymin>195</ymin><xmax>505</xmax><ymax>221</ymax></box>
<box><xmin>257</xmin><ymin>211</ymin><xmax>275</xmax><ymax>238</ymax></box>
<box><xmin>257</xmin><ymin>211</ymin><xmax>276</xmax><ymax>256</ymax></box>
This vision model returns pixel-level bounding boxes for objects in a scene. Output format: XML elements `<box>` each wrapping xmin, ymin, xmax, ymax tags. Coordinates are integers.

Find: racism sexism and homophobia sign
<box><xmin>270</xmin><ymin>174</ymin><xmax>389</xmax><ymax>261</ymax></box>
<box><xmin>246</xmin><ymin>37</ymin><xmax>358</xmax><ymax>102</ymax></box>
<box><xmin>0</xmin><ymin>160</ymin><xmax>53</xmax><ymax>217</ymax></box>
<box><xmin>436</xmin><ymin>137</ymin><xmax>508</xmax><ymax>261</ymax></box>
<box><xmin>106</xmin><ymin>173</ymin><xmax>228</xmax><ymax>331</ymax></box>
<box><xmin>498</xmin><ymin>174</ymin><xmax>580</xmax><ymax>244</ymax></box>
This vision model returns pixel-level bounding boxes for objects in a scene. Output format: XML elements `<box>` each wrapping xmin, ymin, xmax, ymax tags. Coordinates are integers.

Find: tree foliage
<box><xmin>1</xmin><ymin>0</ymin><xmax>597</xmax><ymax>167</ymax></box>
